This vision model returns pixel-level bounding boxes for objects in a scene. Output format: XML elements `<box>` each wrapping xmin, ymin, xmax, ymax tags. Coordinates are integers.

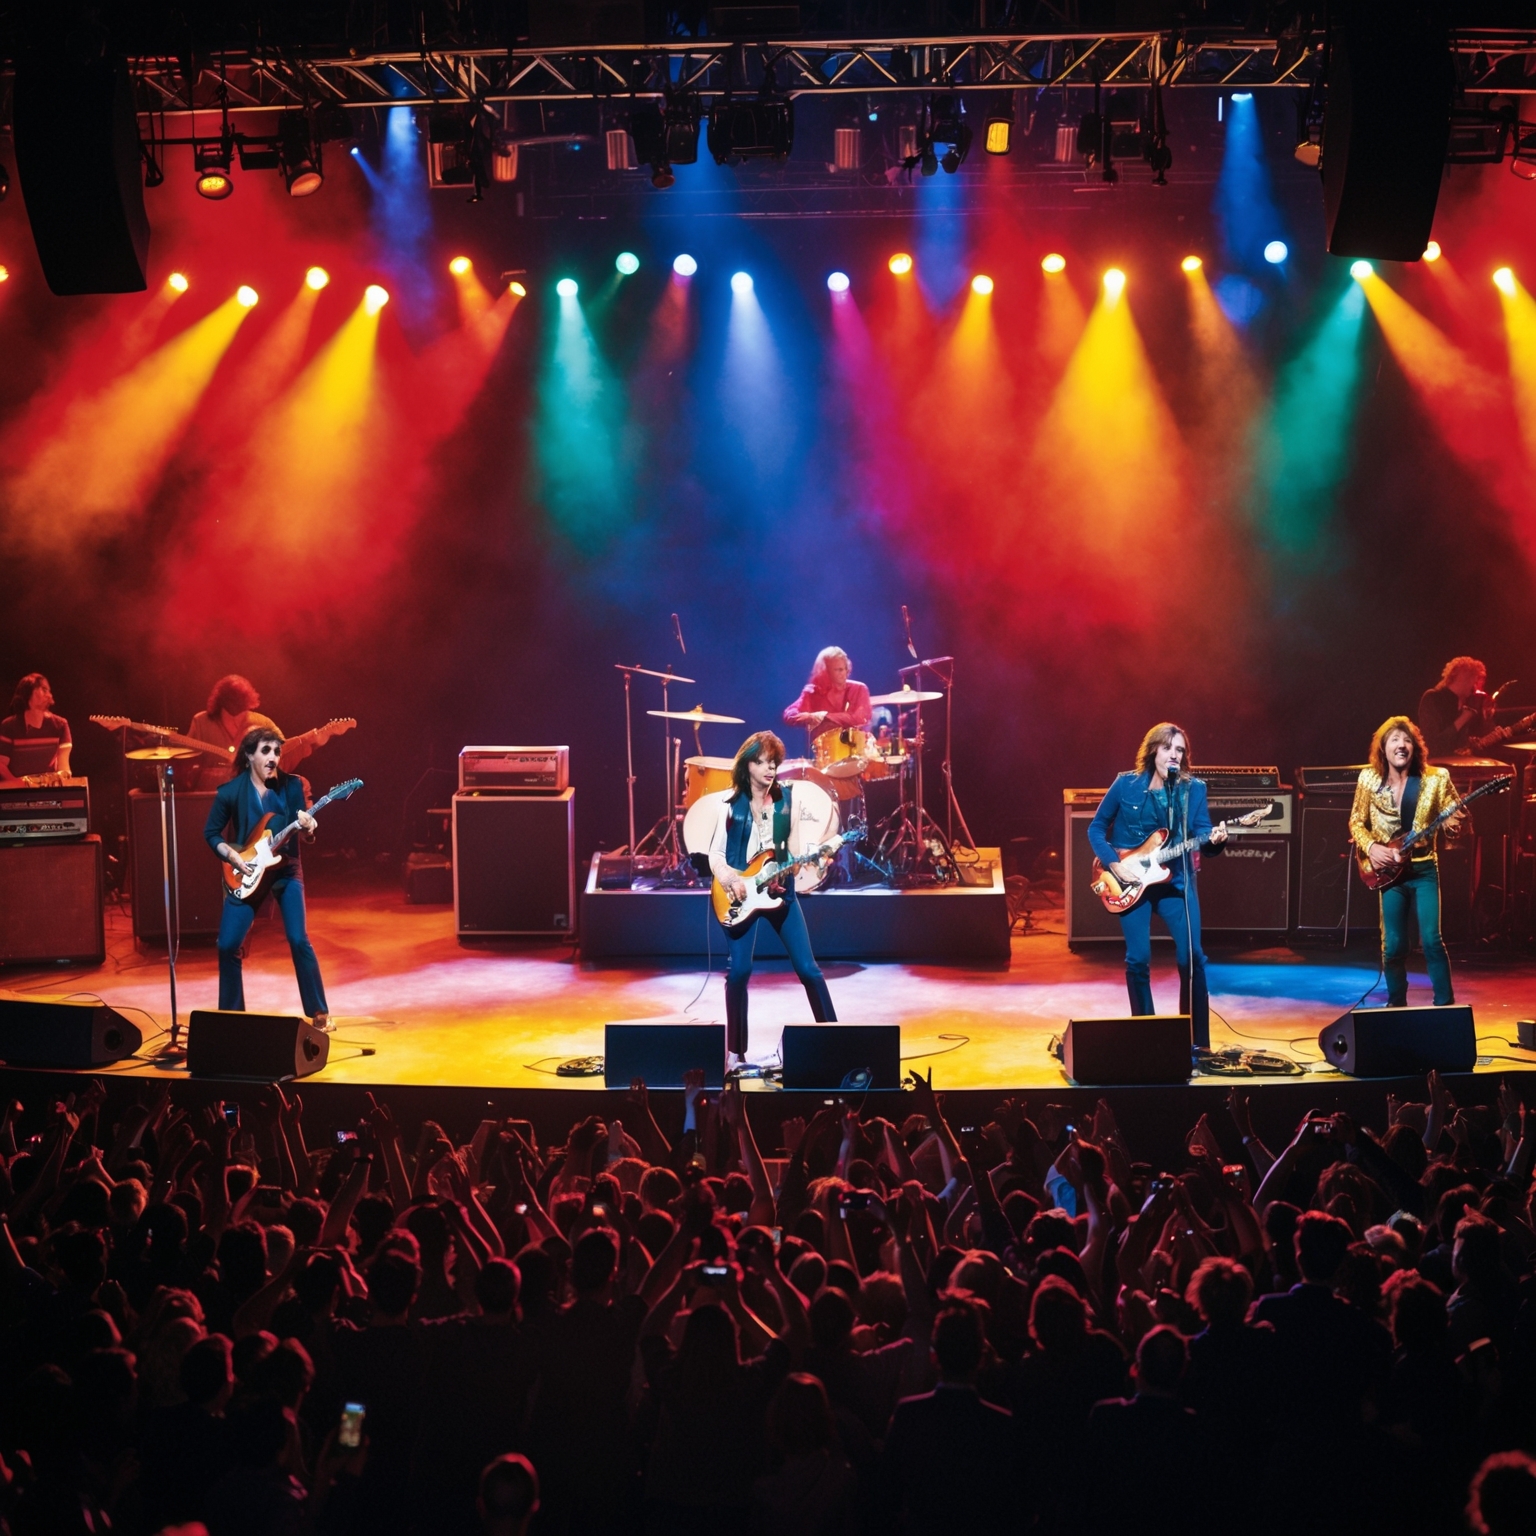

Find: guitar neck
<box><xmin>1400</xmin><ymin>777</ymin><xmax>1506</xmax><ymax>852</ymax></box>
<box><xmin>266</xmin><ymin>791</ymin><xmax>338</xmax><ymax>854</ymax></box>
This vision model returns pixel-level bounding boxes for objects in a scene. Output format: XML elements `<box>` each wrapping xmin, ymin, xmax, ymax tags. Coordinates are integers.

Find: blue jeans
<box><xmin>217</xmin><ymin>875</ymin><xmax>329</xmax><ymax>1018</ymax></box>
<box><xmin>1119</xmin><ymin>880</ymin><xmax>1210</xmax><ymax>1048</ymax></box>
<box><xmin>725</xmin><ymin>892</ymin><xmax>835</xmax><ymax>1055</ymax></box>
<box><xmin>1380</xmin><ymin>858</ymin><xmax>1454</xmax><ymax>1007</ymax></box>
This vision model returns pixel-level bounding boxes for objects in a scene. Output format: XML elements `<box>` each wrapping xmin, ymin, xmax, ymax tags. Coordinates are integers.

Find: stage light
<box><xmin>305</xmin><ymin>266</ymin><xmax>330</xmax><ymax>291</ymax></box>
<box><xmin>1493</xmin><ymin>266</ymin><xmax>1516</xmax><ymax>295</ymax></box>
<box><xmin>364</xmin><ymin>284</ymin><xmax>389</xmax><ymax>313</ymax></box>
<box><xmin>449</xmin><ymin>256</ymin><xmax>472</xmax><ymax>276</ymax></box>
<box><xmin>350</xmin><ymin>145</ymin><xmax>360</xmax><ymax>157</ymax></box>
<box><xmin>194</xmin><ymin>139</ymin><xmax>235</xmax><ymax>200</ymax></box>
<box><xmin>888</xmin><ymin>253</ymin><xmax>913</xmax><ymax>275</ymax></box>
<box><xmin>1264</xmin><ymin>240</ymin><xmax>1289</xmax><ymax>264</ymax></box>
<box><xmin>707</xmin><ymin>99</ymin><xmax>794</xmax><ymax>164</ymax></box>
<box><xmin>1041</xmin><ymin>253</ymin><xmax>1066</xmax><ymax>274</ymax></box>
<box><xmin>827</xmin><ymin>271</ymin><xmax>850</xmax><ymax>293</ymax></box>
<box><xmin>556</xmin><ymin>277</ymin><xmax>578</xmax><ymax>298</ymax></box>
<box><xmin>237</xmin><ymin>285</ymin><xmax>259</xmax><ymax>308</ymax></box>
<box><xmin>1181</xmin><ymin>255</ymin><xmax>1203</xmax><ymax>273</ymax></box>
<box><xmin>1351</xmin><ymin>260</ymin><xmax>1374</xmax><ymax>281</ymax></box>
<box><xmin>985</xmin><ymin>116</ymin><xmax>1012</xmax><ymax>155</ymax></box>
<box><xmin>1231</xmin><ymin>92</ymin><xmax>1253</xmax><ymax>102</ymax></box>
<box><xmin>731</xmin><ymin>271</ymin><xmax>753</xmax><ymax>294</ymax></box>
<box><xmin>279</xmin><ymin>115</ymin><xmax>323</xmax><ymax>197</ymax></box>
<box><xmin>971</xmin><ymin>274</ymin><xmax>994</xmax><ymax>296</ymax></box>
<box><xmin>673</xmin><ymin>253</ymin><xmax>698</xmax><ymax>277</ymax></box>
<box><xmin>1103</xmin><ymin>268</ymin><xmax>1126</xmax><ymax>297</ymax></box>
<box><xmin>1423</xmin><ymin>241</ymin><xmax>1442</xmax><ymax>262</ymax></box>
<box><xmin>167</xmin><ymin>272</ymin><xmax>190</xmax><ymax>292</ymax></box>
<box><xmin>616</xmin><ymin>251</ymin><xmax>640</xmax><ymax>275</ymax></box>
<box><xmin>509</xmin><ymin>281</ymin><xmax>527</xmax><ymax>297</ymax></box>
<box><xmin>0</xmin><ymin>266</ymin><xmax>10</xmax><ymax>283</ymax></box>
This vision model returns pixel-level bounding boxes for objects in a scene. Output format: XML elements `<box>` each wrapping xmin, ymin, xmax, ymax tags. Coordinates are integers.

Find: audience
<box><xmin>0</xmin><ymin>1071</ymin><xmax>1532</xmax><ymax>1535</ymax></box>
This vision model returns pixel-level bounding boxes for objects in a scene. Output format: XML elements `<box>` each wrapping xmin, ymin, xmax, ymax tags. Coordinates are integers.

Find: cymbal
<box><xmin>615</xmin><ymin>663</ymin><xmax>697</xmax><ymax>684</ymax></box>
<box><xmin>1499</xmin><ymin>741</ymin><xmax>1536</xmax><ymax>751</ymax></box>
<box><xmin>867</xmin><ymin>686</ymin><xmax>944</xmax><ymax>706</ymax></box>
<box><xmin>647</xmin><ymin>706</ymin><xmax>745</xmax><ymax>724</ymax></box>
<box><xmin>127</xmin><ymin>746</ymin><xmax>198</xmax><ymax>762</ymax></box>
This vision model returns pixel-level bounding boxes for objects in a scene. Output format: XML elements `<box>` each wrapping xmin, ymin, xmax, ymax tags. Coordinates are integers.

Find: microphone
<box><xmin>671</xmin><ymin>613</ymin><xmax>686</xmax><ymax>655</ymax></box>
<box><xmin>901</xmin><ymin>605</ymin><xmax>917</xmax><ymax>659</ymax></box>
<box><xmin>1166</xmin><ymin>762</ymin><xmax>1180</xmax><ymax>781</ymax></box>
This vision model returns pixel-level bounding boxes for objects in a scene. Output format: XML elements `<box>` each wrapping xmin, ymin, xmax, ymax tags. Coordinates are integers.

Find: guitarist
<box><xmin>1417</xmin><ymin>656</ymin><xmax>1487</xmax><ymax>758</ymax></box>
<box><xmin>1349</xmin><ymin>716</ymin><xmax>1464</xmax><ymax>1008</ymax></box>
<box><xmin>184</xmin><ymin>674</ymin><xmax>315</xmax><ymax>787</ymax></box>
<box><xmin>707</xmin><ymin>730</ymin><xmax>837</xmax><ymax>1073</ymax></box>
<box><xmin>1087</xmin><ymin>723</ymin><xmax>1227</xmax><ymax>1051</ymax></box>
<box><xmin>204</xmin><ymin>728</ymin><xmax>331</xmax><ymax>1031</ymax></box>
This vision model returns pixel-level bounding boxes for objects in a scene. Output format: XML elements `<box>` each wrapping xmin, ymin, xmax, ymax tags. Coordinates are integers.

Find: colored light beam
<box><xmin>1215</xmin><ymin>92</ymin><xmax>1285</xmax><ymax>274</ymax></box>
<box><xmin>1037</xmin><ymin>260</ymin><xmax>1086</xmax><ymax>370</ymax></box>
<box><xmin>365</xmin><ymin>106</ymin><xmax>436</xmax><ymax>327</ymax></box>
<box><xmin>7</xmin><ymin>293</ymin><xmax>252</xmax><ymax>541</ymax></box>
<box><xmin>450</xmin><ymin>258</ymin><xmax>495</xmax><ymax>327</ymax></box>
<box><xmin>1495</xmin><ymin>272</ymin><xmax>1536</xmax><ymax>474</ymax></box>
<box><xmin>722</xmin><ymin>278</ymin><xmax>792</xmax><ymax>481</ymax></box>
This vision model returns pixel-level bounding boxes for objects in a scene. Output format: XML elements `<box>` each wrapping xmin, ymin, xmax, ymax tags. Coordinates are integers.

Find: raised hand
<box><xmin>1226</xmin><ymin>1088</ymin><xmax>1254</xmax><ymax>1141</ymax></box>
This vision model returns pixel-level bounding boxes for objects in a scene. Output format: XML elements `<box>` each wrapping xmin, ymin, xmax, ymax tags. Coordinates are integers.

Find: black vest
<box><xmin>724</xmin><ymin>784</ymin><xmax>792</xmax><ymax>870</ymax></box>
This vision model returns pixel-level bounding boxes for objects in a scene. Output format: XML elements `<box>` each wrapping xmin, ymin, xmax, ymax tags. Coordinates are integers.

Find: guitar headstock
<box><xmin>91</xmin><ymin>715</ymin><xmax>131</xmax><ymax>730</ymax></box>
<box><xmin>325</xmin><ymin>778</ymin><xmax>364</xmax><ymax>801</ymax></box>
<box><xmin>324</xmin><ymin>718</ymin><xmax>358</xmax><ymax>738</ymax></box>
<box><xmin>1238</xmin><ymin>801</ymin><xmax>1275</xmax><ymax>826</ymax></box>
<box><xmin>92</xmin><ymin>714</ymin><xmax>178</xmax><ymax>735</ymax></box>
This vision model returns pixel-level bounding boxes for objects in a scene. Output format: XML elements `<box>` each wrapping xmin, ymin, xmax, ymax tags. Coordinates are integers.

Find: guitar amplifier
<box><xmin>1065</xmin><ymin>793</ymin><xmax>1147</xmax><ymax>944</ymax></box>
<box><xmin>129</xmin><ymin>789</ymin><xmax>225</xmax><ymax>940</ymax></box>
<box><xmin>0</xmin><ymin>778</ymin><xmax>90</xmax><ymax>840</ymax></box>
<box><xmin>1209</xmin><ymin>791</ymin><xmax>1294</xmax><ymax>835</ymax></box>
<box><xmin>0</xmin><ymin>836</ymin><xmax>106</xmax><ymax>965</ymax></box>
<box><xmin>459</xmin><ymin>747</ymin><xmax>569</xmax><ymax>793</ymax></box>
<box><xmin>454</xmin><ymin>788</ymin><xmax>575</xmax><ymax>936</ymax></box>
<box><xmin>1196</xmin><ymin>766</ymin><xmax>1283</xmax><ymax>792</ymax></box>
<box><xmin>1200</xmin><ymin>835</ymin><xmax>1291</xmax><ymax>932</ymax></box>
<box><xmin>1296</xmin><ymin>764</ymin><xmax>1369</xmax><ymax>790</ymax></box>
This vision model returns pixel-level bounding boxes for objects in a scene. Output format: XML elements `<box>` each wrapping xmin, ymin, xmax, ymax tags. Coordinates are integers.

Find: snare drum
<box><xmin>860</xmin><ymin>735</ymin><xmax>910</xmax><ymax>782</ymax></box>
<box><xmin>813</xmin><ymin>728</ymin><xmax>869</xmax><ymax>780</ymax></box>
<box><xmin>683</xmin><ymin>755</ymin><xmax>735</xmax><ymax>807</ymax></box>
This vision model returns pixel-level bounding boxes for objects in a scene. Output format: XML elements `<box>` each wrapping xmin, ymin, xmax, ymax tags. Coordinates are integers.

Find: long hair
<box><xmin>1438</xmin><ymin>655</ymin><xmax>1485</xmax><ymax>688</ymax></box>
<box><xmin>1134</xmin><ymin>722</ymin><xmax>1192</xmax><ymax>775</ymax></box>
<box><xmin>1368</xmin><ymin>716</ymin><xmax>1428</xmax><ymax>779</ymax></box>
<box><xmin>731</xmin><ymin>730</ymin><xmax>784</xmax><ymax>795</ymax></box>
<box><xmin>807</xmin><ymin>646</ymin><xmax>850</xmax><ymax>689</ymax></box>
<box><xmin>10</xmin><ymin>673</ymin><xmax>47</xmax><ymax>716</ymax></box>
<box><xmin>207</xmin><ymin>674</ymin><xmax>261</xmax><ymax>718</ymax></box>
<box><xmin>234</xmin><ymin>726</ymin><xmax>286</xmax><ymax>782</ymax></box>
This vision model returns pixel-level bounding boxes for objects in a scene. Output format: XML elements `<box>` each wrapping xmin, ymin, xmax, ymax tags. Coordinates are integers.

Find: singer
<box><xmin>783</xmin><ymin>647</ymin><xmax>873</xmax><ymax>748</ymax></box>
<box><xmin>1087</xmin><ymin>723</ymin><xmax>1227</xmax><ymax>1051</ymax></box>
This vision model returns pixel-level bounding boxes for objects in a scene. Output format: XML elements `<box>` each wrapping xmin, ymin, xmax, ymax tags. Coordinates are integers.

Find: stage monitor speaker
<box><xmin>0</xmin><ymin>836</ymin><xmax>106</xmax><ymax>966</ymax></box>
<box><xmin>0</xmin><ymin>997</ymin><xmax>143</xmax><ymax>1068</ymax></box>
<box><xmin>1199</xmin><ymin>835</ymin><xmax>1291</xmax><ymax>932</ymax></box>
<box><xmin>1296</xmin><ymin>802</ymin><xmax>1374</xmax><ymax>931</ymax></box>
<box><xmin>1318</xmin><ymin>1004</ymin><xmax>1475</xmax><ymax>1077</ymax></box>
<box><xmin>187</xmin><ymin>1010</ymin><xmax>330</xmax><ymax>1081</ymax></box>
<box><xmin>130</xmin><ymin>789</ymin><xmax>225</xmax><ymax>940</ymax></box>
<box><xmin>13</xmin><ymin>52</ymin><xmax>150</xmax><ymax>294</ymax></box>
<box><xmin>603</xmin><ymin>1020</ymin><xmax>725</xmax><ymax>1089</ymax></box>
<box><xmin>1322</xmin><ymin>0</ymin><xmax>1453</xmax><ymax>261</ymax></box>
<box><xmin>454</xmin><ymin>789</ymin><xmax>575</xmax><ymax>937</ymax></box>
<box><xmin>781</xmin><ymin>1024</ymin><xmax>902</xmax><ymax>1092</ymax></box>
<box><xmin>1063</xmin><ymin>1015</ymin><xmax>1191</xmax><ymax>1086</ymax></box>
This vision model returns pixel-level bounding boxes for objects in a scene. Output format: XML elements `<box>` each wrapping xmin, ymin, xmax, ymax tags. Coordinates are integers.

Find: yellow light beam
<box><xmin>1496</xmin><ymin>272</ymin><xmax>1536</xmax><ymax>471</ymax></box>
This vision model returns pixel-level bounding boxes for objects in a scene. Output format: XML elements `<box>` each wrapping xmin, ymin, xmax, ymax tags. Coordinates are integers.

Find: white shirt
<box><xmin>708</xmin><ymin>793</ymin><xmax>781</xmax><ymax>882</ymax></box>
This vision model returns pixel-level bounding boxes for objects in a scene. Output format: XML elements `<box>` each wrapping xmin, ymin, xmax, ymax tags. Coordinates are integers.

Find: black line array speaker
<box><xmin>782</xmin><ymin>1024</ymin><xmax>902</xmax><ymax>1092</ymax></box>
<box><xmin>0</xmin><ymin>997</ymin><xmax>143</xmax><ymax>1068</ymax></box>
<box><xmin>1199</xmin><ymin>836</ymin><xmax>1291</xmax><ymax>932</ymax></box>
<box><xmin>1322</xmin><ymin>0</ymin><xmax>1454</xmax><ymax>261</ymax></box>
<box><xmin>187</xmin><ymin>1010</ymin><xmax>330</xmax><ymax>1081</ymax></box>
<box><xmin>13</xmin><ymin>51</ymin><xmax>150</xmax><ymax>294</ymax></box>
<box><xmin>1063</xmin><ymin>1015</ymin><xmax>1191</xmax><ymax>1086</ymax></box>
<box><xmin>603</xmin><ymin>1020</ymin><xmax>725</xmax><ymax>1089</ymax></box>
<box><xmin>0</xmin><ymin>836</ymin><xmax>106</xmax><ymax>966</ymax></box>
<box><xmin>453</xmin><ymin>789</ymin><xmax>575</xmax><ymax>937</ymax></box>
<box><xmin>1297</xmin><ymin>802</ymin><xmax>1374</xmax><ymax>931</ymax></box>
<box><xmin>130</xmin><ymin>790</ymin><xmax>225</xmax><ymax>940</ymax></box>
<box><xmin>1319</xmin><ymin>1005</ymin><xmax>1475</xmax><ymax>1077</ymax></box>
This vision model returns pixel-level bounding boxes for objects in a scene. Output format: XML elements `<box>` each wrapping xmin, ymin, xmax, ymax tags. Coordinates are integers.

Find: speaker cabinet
<box><xmin>130</xmin><ymin>789</ymin><xmax>226</xmax><ymax>941</ymax></box>
<box><xmin>0</xmin><ymin>836</ymin><xmax>105</xmax><ymax>966</ymax></box>
<box><xmin>453</xmin><ymin>790</ymin><xmax>575</xmax><ymax>937</ymax></box>
<box><xmin>1200</xmin><ymin>836</ymin><xmax>1291</xmax><ymax>932</ymax></box>
<box><xmin>187</xmin><ymin>1010</ymin><xmax>330</xmax><ymax>1081</ymax></box>
<box><xmin>1066</xmin><ymin>807</ymin><xmax>1135</xmax><ymax>944</ymax></box>
<box><xmin>1322</xmin><ymin>0</ymin><xmax>1453</xmax><ymax>260</ymax></box>
<box><xmin>1297</xmin><ymin>801</ymin><xmax>1374</xmax><ymax>931</ymax></box>
<box><xmin>603</xmin><ymin>1020</ymin><xmax>726</xmax><ymax>1089</ymax></box>
<box><xmin>1318</xmin><ymin>1004</ymin><xmax>1475</xmax><ymax>1077</ymax></box>
<box><xmin>1063</xmin><ymin>1015</ymin><xmax>1191</xmax><ymax>1086</ymax></box>
<box><xmin>781</xmin><ymin>1024</ymin><xmax>902</xmax><ymax>1092</ymax></box>
<box><xmin>0</xmin><ymin>997</ymin><xmax>142</xmax><ymax>1067</ymax></box>
<box><xmin>13</xmin><ymin>52</ymin><xmax>150</xmax><ymax>294</ymax></box>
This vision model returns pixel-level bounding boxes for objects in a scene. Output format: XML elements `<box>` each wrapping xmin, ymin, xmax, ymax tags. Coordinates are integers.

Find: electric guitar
<box><xmin>1090</xmin><ymin>803</ymin><xmax>1275</xmax><ymax>914</ymax></box>
<box><xmin>93</xmin><ymin>715</ymin><xmax>356</xmax><ymax>762</ymax></box>
<box><xmin>1471</xmin><ymin>709</ymin><xmax>1536</xmax><ymax>753</ymax></box>
<box><xmin>225</xmin><ymin>779</ymin><xmax>364</xmax><ymax>901</ymax></box>
<box><xmin>1355</xmin><ymin>774</ymin><xmax>1512</xmax><ymax>891</ymax></box>
<box><xmin>712</xmin><ymin>824</ymin><xmax>864</xmax><ymax>935</ymax></box>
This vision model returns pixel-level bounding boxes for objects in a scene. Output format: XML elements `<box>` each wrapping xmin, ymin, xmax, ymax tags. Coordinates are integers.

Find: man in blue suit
<box><xmin>204</xmin><ymin>728</ymin><xmax>331</xmax><ymax>1029</ymax></box>
<box><xmin>1087</xmin><ymin>722</ymin><xmax>1226</xmax><ymax>1050</ymax></box>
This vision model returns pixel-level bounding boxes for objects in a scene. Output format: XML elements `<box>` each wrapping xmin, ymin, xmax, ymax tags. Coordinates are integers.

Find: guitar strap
<box><xmin>773</xmin><ymin>785</ymin><xmax>791</xmax><ymax>861</ymax></box>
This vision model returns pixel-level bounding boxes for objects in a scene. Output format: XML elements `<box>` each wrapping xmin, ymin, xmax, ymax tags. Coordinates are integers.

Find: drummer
<box><xmin>783</xmin><ymin>647</ymin><xmax>873</xmax><ymax>749</ymax></box>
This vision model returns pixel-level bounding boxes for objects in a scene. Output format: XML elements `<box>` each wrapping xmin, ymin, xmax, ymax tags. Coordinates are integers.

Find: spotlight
<box><xmin>364</xmin><ymin>284</ymin><xmax>389</xmax><ymax>313</ymax></box>
<box><xmin>279</xmin><ymin>115</ymin><xmax>323</xmax><ymax>197</ymax></box>
<box><xmin>1181</xmin><ymin>255</ymin><xmax>1203</xmax><ymax>273</ymax></box>
<box><xmin>0</xmin><ymin>266</ymin><xmax>10</xmax><ymax>283</ymax></box>
<box><xmin>305</xmin><ymin>266</ymin><xmax>330</xmax><ymax>291</ymax></box>
<box><xmin>1264</xmin><ymin>240</ymin><xmax>1289</xmax><ymax>264</ymax></box>
<box><xmin>673</xmin><ymin>254</ymin><xmax>698</xmax><ymax>277</ymax></box>
<box><xmin>984</xmin><ymin>116</ymin><xmax>1012</xmax><ymax>156</ymax></box>
<box><xmin>556</xmin><ymin>277</ymin><xmax>579</xmax><ymax>298</ymax></box>
<box><xmin>827</xmin><ymin>271</ymin><xmax>850</xmax><ymax>293</ymax></box>
<box><xmin>730</xmin><ymin>271</ymin><xmax>753</xmax><ymax>294</ymax></box>
<box><xmin>888</xmin><ymin>253</ymin><xmax>913</xmax><ymax>275</ymax></box>
<box><xmin>708</xmin><ymin>100</ymin><xmax>794</xmax><ymax>164</ymax></box>
<box><xmin>971</xmin><ymin>274</ymin><xmax>994</xmax><ymax>295</ymax></box>
<box><xmin>194</xmin><ymin>138</ymin><xmax>234</xmax><ymax>200</ymax></box>
<box><xmin>236</xmin><ymin>285</ymin><xmax>259</xmax><ymax>308</ymax></box>
<box><xmin>1103</xmin><ymin>268</ymin><xmax>1126</xmax><ymax>297</ymax></box>
<box><xmin>1041</xmin><ymin>253</ymin><xmax>1066</xmax><ymax>274</ymax></box>
<box><xmin>1350</xmin><ymin>260</ymin><xmax>1374</xmax><ymax>281</ymax></box>
<box><xmin>616</xmin><ymin>252</ymin><xmax>640</xmax><ymax>275</ymax></box>
<box><xmin>350</xmin><ymin>146</ymin><xmax>360</xmax><ymax>158</ymax></box>
<box><xmin>1231</xmin><ymin>92</ymin><xmax>1254</xmax><ymax>103</ymax></box>
<box><xmin>167</xmin><ymin>272</ymin><xmax>190</xmax><ymax>292</ymax></box>
<box><xmin>921</xmin><ymin>95</ymin><xmax>972</xmax><ymax>175</ymax></box>
<box><xmin>631</xmin><ymin>94</ymin><xmax>703</xmax><ymax>188</ymax></box>
<box><xmin>1422</xmin><ymin>241</ymin><xmax>1442</xmax><ymax>262</ymax></box>
<box><xmin>509</xmin><ymin>281</ymin><xmax>527</xmax><ymax>297</ymax></box>
<box><xmin>449</xmin><ymin>256</ymin><xmax>472</xmax><ymax>276</ymax></box>
<box><xmin>1493</xmin><ymin>266</ymin><xmax>1516</xmax><ymax>295</ymax></box>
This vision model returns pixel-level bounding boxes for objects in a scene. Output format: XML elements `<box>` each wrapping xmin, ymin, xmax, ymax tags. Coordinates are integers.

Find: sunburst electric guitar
<box><xmin>92</xmin><ymin>715</ymin><xmax>356</xmax><ymax>761</ymax></box>
<box><xmin>712</xmin><ymin>825</ymin><xmax>864</xmax><ymax>935</ymax></box>
<box><xmin>1090</xmin><ymin>802</ymin><xmax>1275</xmax><ymax>914</ymax></box>
<box><xmin>225</xmin><ymin>779</ymin><xmax>364</xmax><ymax>901</ymax></box>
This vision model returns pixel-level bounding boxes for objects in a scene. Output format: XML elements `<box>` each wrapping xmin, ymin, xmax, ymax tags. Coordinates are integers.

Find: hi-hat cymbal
<box><xmin>647</xmin><ymin>706</ymin><xmax>745</xmax><ymax>724</ymax></box>
<box><xmin>867</xmin><ymin>686</ymin><xmax>944</xmax><ymax>706</ymax></box>
<box><xmin>127</xmin><ymin>746</ymin><xmax>199</xmax><ymax>762</ymax></box>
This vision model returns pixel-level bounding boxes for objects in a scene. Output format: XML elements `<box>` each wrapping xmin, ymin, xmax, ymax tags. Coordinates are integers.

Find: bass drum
<box><xmin>681</xmin><ymin>784</ymin><xmax>839</xmax><ymax>895</ymax></box>
<box><xmin>683</xmin><ymin>755</ymin><xmax>735</xmax><ymax>808</ymax></box>
<box><xmin>682</xmin><ymin>789</ymin><xmax>731</xmax><ymax>860</ymax></box>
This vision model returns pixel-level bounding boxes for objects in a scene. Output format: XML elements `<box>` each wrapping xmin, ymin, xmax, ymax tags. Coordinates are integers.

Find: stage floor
<box><xmin>4</xmin><ymin>868</ymin><xmax>1535</xmax><ymax>1092</ymax></box>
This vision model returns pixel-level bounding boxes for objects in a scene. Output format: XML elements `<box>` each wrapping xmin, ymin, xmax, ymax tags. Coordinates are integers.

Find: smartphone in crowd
<box><xmin>335</xmin><ymin>1129</ymin><xmax>358</xmax><ymax>1147</ymax></box>
<box><xmin>339</xmin><ymin>1402</ymin><xmax>366</xmax><ymax>1449</ymax></box>
<box><xmin>700</xmin><ymin>1264</ymin><xmax>731</xmax><ymax>1284</ymax></box>
<box><xmin>221</xmin><ymin>1103</ymin><xmax>240</xmax><ymax>1127</ymax></box>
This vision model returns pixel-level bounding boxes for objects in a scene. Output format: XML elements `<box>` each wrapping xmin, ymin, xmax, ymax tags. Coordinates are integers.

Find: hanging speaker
<box><xmin>0</xmin><ymin>997</ymin><xmax>143</xmax><ymax>1068</ymax></box>
<box><xmin>187</xmin><ymin>1010</ymin><xmax>330</xmax><ymax>1081</ymax></box>
<box><xmin>1318</xmin><ymin>1005</ymin><xmax>1475</xmax><ymax>1076</ymax></box>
